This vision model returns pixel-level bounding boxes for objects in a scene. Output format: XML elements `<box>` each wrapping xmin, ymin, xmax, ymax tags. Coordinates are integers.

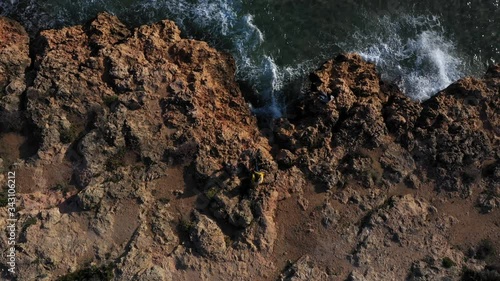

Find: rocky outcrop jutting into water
<box><xmin>0</xmin><ymin>13</ymin><xmax>498</xmax><ymax>281</ymax></box>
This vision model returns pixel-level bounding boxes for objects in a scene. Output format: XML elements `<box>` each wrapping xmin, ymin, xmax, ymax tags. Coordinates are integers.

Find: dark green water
<box><xmin>1</xmin><ymin>0</ymin><xmax>499</xmax><ymax>116</ymax></box>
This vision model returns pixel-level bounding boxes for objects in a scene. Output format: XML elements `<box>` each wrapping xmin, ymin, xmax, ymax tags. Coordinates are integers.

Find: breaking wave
<box><xmin>2</xmin><ymin>0</ymin><xmax>492</xmax><ymax>114</ymax></box>
<box><xmin>347</xmin><ymin>14</ymin><xmax>468</xmax><ymax>100</ymax></box>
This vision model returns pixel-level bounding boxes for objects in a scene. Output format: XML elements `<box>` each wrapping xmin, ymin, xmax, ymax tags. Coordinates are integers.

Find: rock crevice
<box><xmin>0</xmin><ymin>13</ymin><xmax>498</xmax><ymax>281</ymax></box>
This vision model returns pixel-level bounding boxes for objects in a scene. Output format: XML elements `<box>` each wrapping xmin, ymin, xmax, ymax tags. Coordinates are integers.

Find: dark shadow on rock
<box><xmin>313</xmin><ymin>181</ymin><xmax>329</xmax><ymax>194</ymax></box>
<box><xmin>4</xmin><ymin>104</ymin><xmax>41</xmax><ymax>160</ymax></box>
<box><xmin>58</xmin><ymin>194</ymin><xmax>84</xmax><ymax>214</ymax></box>
<box><xmin>18</xmin><ymin>132</ymin><xmax>40</xmax><ymax>160</ymax></box>
<box><xmin>180</xmin><ymin>164</ymin><xmax>200</xmax><ymax>199</ymax></box>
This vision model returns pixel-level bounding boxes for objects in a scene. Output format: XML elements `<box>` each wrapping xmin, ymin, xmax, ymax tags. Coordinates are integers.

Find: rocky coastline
<box><xmin>0</xmin><ymin>13</ymin><xmax>498</xmax><ymax>280</ymax></box>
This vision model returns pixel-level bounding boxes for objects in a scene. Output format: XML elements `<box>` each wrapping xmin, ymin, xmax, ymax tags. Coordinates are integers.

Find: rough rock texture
<box><xmin>189</xmin><ymin>212</ymin><xmax>227</xmax><ymax>258</ymax></box>
<box><xmin>0</xmin><ymin>13</ymin><xmax>276</xmax><ymax>281</ymax></box>
<box><xmin>0</xmin><ymin>15</ymin><xmax>499</xmax><ymax>281</ymax></box>
<box><xmin>278</xmin><ymin>255</ymin><xmax>329</xmax><ymax>281</ymax></box>
<box><xmin>276</xmin><ymin>53</ymin><xmax>498</xmax><ymax>202</ymax></box>
<box><xmin>0</xmin><ymin>17</ymin><xmax>30</xmax><ymax>132</ymax></box>
<box><xmin>271</xmin><ymin>53</ymin><xmax>499</xmax><ymax>280</ymax></box>
<box><xmin>349</xmin><ymin>195</ymin><xmax>464</xmax><ymax>280</ymax></box>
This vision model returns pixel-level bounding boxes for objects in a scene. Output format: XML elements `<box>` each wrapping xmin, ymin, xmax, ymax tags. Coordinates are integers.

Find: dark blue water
<box><xmin>1</xmin><ymin>0</ymin><xmax>499</xmax><ymax>116</ymax></box>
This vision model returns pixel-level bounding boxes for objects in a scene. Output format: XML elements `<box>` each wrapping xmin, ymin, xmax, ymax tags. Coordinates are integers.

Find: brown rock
<box><xmin>0</xmin><ymin>17</ymin><xmax>30</xmax><ymax>131</ymax></box>
<box><xmin>279</xmin><ymin>255</ymin><xmax>329</xmax><ymax>281</ymax></box>
<box><xmin>1</xmin><ymin>13</ymin><xmax>499</xmax><ymax>281</ymax></box>
<box><xmin>190</xmin><ymin>212</ymin><xmax>227</xmax><ymax>258</ymax></box>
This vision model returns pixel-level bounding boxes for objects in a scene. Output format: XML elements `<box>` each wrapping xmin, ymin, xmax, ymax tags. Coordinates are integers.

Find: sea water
<box><xmin>1</xmin><ymin>0</ymin><xmax>499</xmax><ymax>117</ymax></box>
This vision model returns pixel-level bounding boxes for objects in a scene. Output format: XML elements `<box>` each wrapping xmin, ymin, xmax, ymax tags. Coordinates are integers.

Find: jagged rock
<box><xmin>321</xmin><ymin>202</ymin><xmax>339</xmax><ymax>228</ymax></box>
<box><xmin>76</xmin><ymin>184</ymin><xmax>105</xmax><ymax>211</ymax></box>
<box><xmin>251</xmin><ymin>189</ymin><xmax>279</xmax><ymax>253</ymax></box>
<box><xmin>0</xmin><ymin>13</ymin><xmax>499</xmax><ymax>281</ymax></box>
<box><xmin>410</xmin><ymin>77</ymin><xmax>498</xmax><ymax>196</ymax></box>
<box><xmin>87</xmin><ymin>12</ymin><xmax>132</xmax><ymax>50</ymax></box>
<box><xmin>278</xmin><ymin>255</ymin><xmax>329</xmax><ymax>281</ymax></box>
<box><xmin>405</xmin><ymin>173</ymin><xmax>422</xmax><ymax>189</ymax></box>
<box><xmin>276</xmin><ymin>149</ymin><xmax>297</xmax><ymax>168</ymax></box>
<box><xmin>347</xmin><ymin>270</ymin><xmax>368</xmax><ymax>281</ymax></box>
<box><xmin>150</xmin><ymin>206</ymin><xmax>179</xmax><ymax>248</ymax></box>
<box><xmin>210</xmin><ymin>194</ymin><xmax>253</xmax><ymax>228</ymax></box>
<box><xmin>0</xmin><ymin>17</ymin><xmax>29</xmax><ymax>93</ymax></box>
<box><xmin>351</xmin><ymin>195</ymin><xmax>466</xmax><ymax>280</ymax></box>
<box><xmin>477</xmin><ymin>192</ymin><xmax>500</xmax><ymax>213</ymax></box>
<box><xmin>382</xmin><ymin>91</ymin><xmax>422</xmax><ymax>143</ymax></box>
<box><xmin>274</xmin><ymin>118</ymin><xmax>299</xmax><ymax>151</ymax></box>
<box><xmin>190</xmin><ymin>212</ymin><xmax>227</xmax><ymax>258</ymax></box>
<box><xmin>228</xmin><ymin>199</ymin><xmax>254</xmax><ymax>228</ymax></box>
<box><xmin>0</xmin><ymin>13</ymin><xmax>278</xmax><ymax>280</ymax></box>
<box><xmin>380</xmin><ymin>145</ymin><xmax>415</xmax><ymax>183</ymax></box>
<box><xmin>275</xmin><ymin>52</ymin><xmax>498</xmax><ymax>202</ymax></box>
<box><xmin>478</xmin><ymin>160</ymin><xmax>500</xmax><ymax>212</ymax></box>
<box><xmin>406</xmin><ymin>258</ymin><xmax>462</xmax><ymax>281</ymax></box>
<box><xmin>0</xmin><ymin>17</ymin><xmax>30</xmax><ymax>132</ymax></box>
<box><xmin>211</xmin><ymin>193</ymin><xmax>239</xmax><ymax>220</ymax></box>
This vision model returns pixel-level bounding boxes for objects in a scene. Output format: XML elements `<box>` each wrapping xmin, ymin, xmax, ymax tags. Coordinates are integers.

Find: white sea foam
<box><xmin>1</xmin><ymin>1</ymin><xmax>478</xmax><ymax>111</ymax></box>
<box><xmin>130</xmin><ymin>0</ymin><xmax>307</xmax><ymax>117</ymax></box>
<box><xmin>349</xmin><ymin>14</ymin><xmax>466</xmax><ymax>100</ymax></box>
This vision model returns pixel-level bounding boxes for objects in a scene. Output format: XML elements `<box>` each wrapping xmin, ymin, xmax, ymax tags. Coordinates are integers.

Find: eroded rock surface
<box><xmin>0</xmin><ymin>13</ymin><xmax>276</xmax><ymax>281</ymax></box>
<box><xmin>0</xmin><ymin>15</ymin><xmax>498</xmax><ymax>281</ymax></box>
<box><xmin>0</xmin><ymin>17</ymin><xmax>30</xmax><ymax>132</ymax></box>
<box><xmin>276</xmin><ymin>53</ymin><xmax>499</xmax><ymax>205</ymax></box>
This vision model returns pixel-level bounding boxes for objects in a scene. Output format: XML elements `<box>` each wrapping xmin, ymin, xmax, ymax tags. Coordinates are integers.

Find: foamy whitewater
<box><xmin>1</xmin><ymin>0</ymin><xmax>499</xmax><ymax>116</ymax></box>
<box><xmin>348</xmin><ymin>14</ymin><xmax>466</xmax><ymax>101</ymax></box>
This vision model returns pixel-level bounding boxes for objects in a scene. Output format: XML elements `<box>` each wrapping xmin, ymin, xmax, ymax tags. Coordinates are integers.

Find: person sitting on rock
<box><xmin>250</xmin><ymin>155</ymin><xmax>265</xmax><ymax>187</ymax></box>
<box><xmin>251</xmin><ymin>170</ymin><xmax>265</xmax><ymax>186</ymax></box>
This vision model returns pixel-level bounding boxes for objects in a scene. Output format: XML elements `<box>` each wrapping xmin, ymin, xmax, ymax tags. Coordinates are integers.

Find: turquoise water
<box><xmin>1</xmin><ymin>0</ymin><xmax>499</xmax><ymax>116</ymax></box>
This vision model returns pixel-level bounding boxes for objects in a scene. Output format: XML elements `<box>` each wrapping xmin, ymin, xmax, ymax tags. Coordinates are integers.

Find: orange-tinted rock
<box><xmin>0</xmin><ymin>13</ymin><xmax>498</xmax><ymax>281</ymax></box>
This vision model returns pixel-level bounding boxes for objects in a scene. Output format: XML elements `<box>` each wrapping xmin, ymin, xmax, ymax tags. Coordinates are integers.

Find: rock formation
<box><xmin>0</xmin><ymin>13</ymin><xmax>498</xmax><ymax>281</ymax></box>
